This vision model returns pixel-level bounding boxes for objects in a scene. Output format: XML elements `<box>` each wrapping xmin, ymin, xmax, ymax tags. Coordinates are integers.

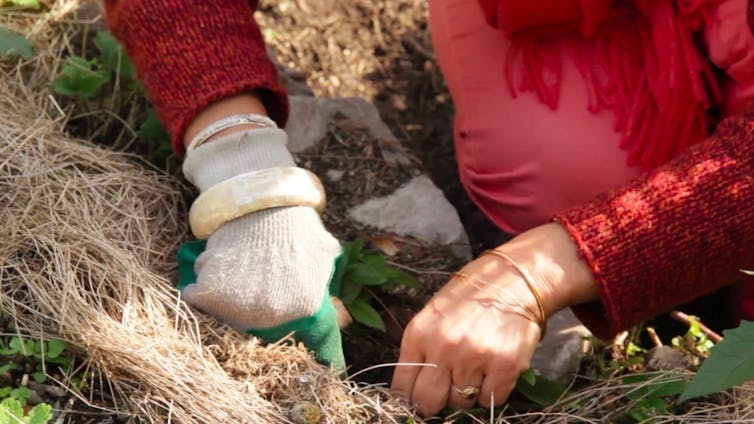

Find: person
<box><xmin>104</xmin><ymin>0</ymin><xmax>754</xmax><ymax>417</ymax></box>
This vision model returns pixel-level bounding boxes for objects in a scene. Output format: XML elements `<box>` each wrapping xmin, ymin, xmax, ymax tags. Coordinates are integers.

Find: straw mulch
<box><xmin>0</xmin><ymin>5</ymin><xmax>411</xmax><ymax>423</ymax></box>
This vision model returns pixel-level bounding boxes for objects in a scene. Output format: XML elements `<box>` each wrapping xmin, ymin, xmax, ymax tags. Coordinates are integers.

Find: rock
<box><xmin>286</xmin><ymin>95</ymin><xmax>411</xmax><ymax>165</ymax></box>
<box><xmin>644</xmin><ymin>346</ymin><xmax>695</xmax><ymax>371</ymax></box>
<box><xmin>325</xmin><ymin>169</ymin><xmax>345</xmax><ymax>183</ymax></box>
<box><xmin>530</xmin><ymin>309</ymin><xmax>592</xmax><ymax>384</ymax></box>
<box><xmin>348</xmin><ymin>175</ymin><xmax>471</xmax><ymax>259</ymax></box>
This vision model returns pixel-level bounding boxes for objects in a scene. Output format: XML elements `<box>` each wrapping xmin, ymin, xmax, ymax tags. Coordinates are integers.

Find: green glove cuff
<box><xmin>176</xmin><ymin>240</ymin><xmax>346</xmax><ymax>370</ymax></box>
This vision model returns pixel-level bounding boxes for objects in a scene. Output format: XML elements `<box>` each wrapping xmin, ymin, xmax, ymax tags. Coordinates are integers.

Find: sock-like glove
<box><xmin>178</xmin><ymin>128</ymin><xmax>345</xmax><ymax>369</ymax></box>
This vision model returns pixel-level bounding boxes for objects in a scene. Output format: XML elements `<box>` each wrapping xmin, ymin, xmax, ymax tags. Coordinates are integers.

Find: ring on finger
<box><xmin>453</xmin><ymin>385</ymin><xmax>481</xmax><ymax>400</ymax></box>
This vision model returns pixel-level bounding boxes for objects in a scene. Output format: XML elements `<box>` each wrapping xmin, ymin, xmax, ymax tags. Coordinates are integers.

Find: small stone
<box><xmin>325</xmin><ymin>169</ymin><xmax>345</xmax><ymax>183</ymax></box>
<box><xmin>645</xmin><ymin>346</ymin><xmax>695</xmax><ymax>371</ymax></box>
<box><xmin>348</xmin><ymin>175</ymin><xmax>471</xmax><ymax>259</ymax></box>
<box><xmin>531</xmin><ymin>309</ymin><xmax>592</xmax><ymax>384</ymax></box>
<box><xmin>330</xmin><ymin>296</ymin><xmax>352</xmax><ymax>329</ymax></box>
<box><xmin>290</xmin><ymin>401</ymin><xmax>322</xmax><ymax>424</ymax></box>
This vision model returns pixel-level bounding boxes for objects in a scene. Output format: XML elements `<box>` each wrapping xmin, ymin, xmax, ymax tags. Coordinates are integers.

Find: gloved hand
<box><xmin>178</xmin><ymin>128</ymin><xmax>345</xmax><ymax>370</ymax></box>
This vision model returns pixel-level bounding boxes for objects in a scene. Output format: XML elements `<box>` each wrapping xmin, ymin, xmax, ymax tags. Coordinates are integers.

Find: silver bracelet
<box><xmin>187</xmin><ymin>113</ymin><xmax>278</xmax><ymax>152</ymax></box>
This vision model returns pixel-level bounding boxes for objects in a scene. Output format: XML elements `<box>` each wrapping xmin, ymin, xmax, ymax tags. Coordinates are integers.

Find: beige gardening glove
<box><xmin>179</xmin><ymin>128</ymin><xmax>345</xmax><ymax>368</ymax></box>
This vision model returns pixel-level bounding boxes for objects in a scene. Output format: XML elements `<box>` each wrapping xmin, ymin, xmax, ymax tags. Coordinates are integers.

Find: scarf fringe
<box><xmin>506</xmin><ymin>0</ymin><xmax>722</xmax><ymax>169</ymax></box>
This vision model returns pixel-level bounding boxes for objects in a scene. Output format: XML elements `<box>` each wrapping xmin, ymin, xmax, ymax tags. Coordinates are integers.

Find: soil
<box><xmin>254</xmin><ymin>0</ymin><xmax>485</xmax><ymax>384</ymax></box>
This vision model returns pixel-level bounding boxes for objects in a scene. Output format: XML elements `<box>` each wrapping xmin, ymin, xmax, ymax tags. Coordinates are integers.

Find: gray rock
<box><xmin>285</xmin><ymin>95</ymin><xmax>411</xmax><ymax>165</ymax></box>
<box><xmin>531</xmin><ymin>309</ymin><xmax>592</xmax><ymax>384</ymax></box>
<box><xmin>645</xmin><ymin>346</ymin><xmax>695</xmax><ymax>371</ymax></box>
<box><xmin>348</xmin><ymin>175</ymin><xmax>471</xmax><ymax>259</ymax></box>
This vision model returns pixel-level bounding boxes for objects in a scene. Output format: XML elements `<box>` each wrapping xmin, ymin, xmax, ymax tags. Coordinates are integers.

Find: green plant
<box><xmin>50</xmin><ymin>31</ymin><xmax>171</xmax><ymax>161</ymax></box>
<box><xmin>671</xmin><ymin>315</ymin><xmax>714</xmax><ymax>359</ymax></box>
<box><xmin>0</xmin><ymin>0</ymin><xmax>40</xmax><ymax>9</ymax></box>
<box><xmin>622</xmin><ymin>372</ymin><xmax>687</xmax><ymax>422</ymax></box>
<box><xmin>337</xmin><ymin>239</ymin><xmax>419</xmax><ymax>331</ymax></box>
<box><xmin>0</xmin><ymin>336</ymin><xmax>70</xmax><ymax>383</ymax></box>
<box><xmin>680</xmin><ymin>320</ymin><xmax>754</xmax><ymax>402</ymax></box>
<box><xmin>0</xmin><ymin>27</ymin><xmax>34</xmax><ymax>60</ymax></box>
<box><xmin>0</xmin><ymin>386</ymin><xmax>52</xmax><ymax>424</ymax></box>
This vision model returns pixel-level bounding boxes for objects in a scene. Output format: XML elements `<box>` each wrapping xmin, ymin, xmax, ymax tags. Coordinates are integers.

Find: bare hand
<box><xmin>390</xmin><ymin>223</ymin><xmax>598</xmax><ymax>416</ymax></box>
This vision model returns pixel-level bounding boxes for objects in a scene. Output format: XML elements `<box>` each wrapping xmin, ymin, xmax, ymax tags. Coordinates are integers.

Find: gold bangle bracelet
<box><xmin>482</xmin><ymin>249</ymin><xmax>547</xmax><ymax>337</ymax></box>
<box><xmin>452</xmin><ymin>272</ymin><xmax>540</xmax><ymax>325</ymax></box>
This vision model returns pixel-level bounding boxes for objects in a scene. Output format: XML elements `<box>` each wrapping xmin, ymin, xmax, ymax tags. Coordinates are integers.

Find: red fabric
<box><xmin>103</xmin><ymin>0</ymin><xmax>288</xmax><ymax>157</ymax></box>
<box><xmin>483</xmin><ymin>0</ymin><xmax>620</xmax><ymax>37</ymax></box>
<box><xmin>481</xmin><ymin>0</ymin><xmax>721</xmax><ymax>170</ymax></box>
<box><xmin>555</xmin><ymin>111</ymin><xmax>754</xmax><ymax>338</ymax></box>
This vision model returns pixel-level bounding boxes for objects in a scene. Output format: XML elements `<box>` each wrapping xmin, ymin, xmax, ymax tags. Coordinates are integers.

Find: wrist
<box><xmin>182</xmin><ymin>128</ymin><xmax>295</xmax><ymax>191</ymax></box>
<box><xmin>184</xmin><ymin>92</ymin><xmax>269</xmax><ymax>148</ymax></box>
<box><xmin>498</xmin><ymin>223</ymin><xmax>599</xmax><ymax>316</ymax></box>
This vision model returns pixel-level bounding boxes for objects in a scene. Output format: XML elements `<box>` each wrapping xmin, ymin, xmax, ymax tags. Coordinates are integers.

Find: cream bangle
<box><xmin>187</xmin><ymin>114</ymin><xmax>278</xmax><ymax>152</ymax></box>
<box><xmin>189</xmin><ymin>167</ymin><xmax>325</xmax><ymax>239</ymax></box>
<box><xmin>483</xmin><ymin>249</ymin><xmax>548</xmax><ymax>337</ymax></box>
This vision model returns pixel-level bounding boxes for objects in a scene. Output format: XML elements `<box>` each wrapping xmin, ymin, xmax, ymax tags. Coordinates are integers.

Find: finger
<box><xmin>411</xmin><ymin>363</ymin><xmax>451</xmax><ymax>417</ymax></box>
<box><xmin>447</xmin><ymin>366</ymin><xmax>484</xmax><ymax>410</ymax></box>
<box><xmin>478</xmin><ymin>370</ymin><xmax>517</xmax><ymax>409</ymax></box>
<box><xmin>390</xmin><ymin>342</ymin><xmax>425</xmax><ymax>405</ymax></box>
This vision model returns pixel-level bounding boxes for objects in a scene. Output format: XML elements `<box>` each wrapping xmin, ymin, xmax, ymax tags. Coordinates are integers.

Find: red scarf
<box><xmin>478</xmin><ymin>0</ymin><xmax>722</xmax><ymax>169</ymax></box>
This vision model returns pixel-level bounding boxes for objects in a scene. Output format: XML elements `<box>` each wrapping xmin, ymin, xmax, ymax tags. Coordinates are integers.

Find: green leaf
<box><xmin>345</xmin><ymin>263</ymin><xmax>388</xmax><ymax>286</ymax></box>
<box><xmin>519</xmin><ymin>368</ymin><xmax>536</xmax><ymax>386</ymax></box>
<box><xmin>341</xmin><ymin>239</ymin><xmax>363</xmax><ymax>266</ymax></box>
<box><xmin>24</xmin><ymin>403</ymin><xmax>52</xmax><ymax>424</ymax></box>
<box><xmin>0</xmin><ymin>27</ymin><xmax>33</xmax><ymax>60</ymax></box>
<box><xmin>679</xmin><ymin>321</ymin><xmax>754</xmax><ymax>402</ymax></box>
<box><xmin>31</xmin><ymin>371</ymin><xmax>46</xmax><ymax>384</ymax></box>
<box><xmin>10</xmin><ymin>387</ymin><xmax>32</xmax><ymax>405</ymax></box>
<box><xmin>346</xmin><ymin>300</ymin><xmax>385</xmax><ymax>331</ymax></box>
<box><xmin>338</xmin><ymin>279</ymin><xmax>363</xmax><ymax>305</ymax></box>
<box><xmin>137</xmin><ymin>109</ymin><xmax>169</xmax><ymax>143</ymax></box>
<box><xmin>43</xmin><ymin>340</ymin><xmax>65</xmax><ymax>359</ymax></box>
<box><xmin>0</xmin><ymin>398</ymin><xmax>23</xmax><ymax>423</ymax></box>
<box><xmin>94</xmin><ymin>31</ymin><xmax>135</xmax><ymax>79</ymax></box>
<box><xmin>623</xmin><ymin>373</ymin><xmax>687</xmax><ymax>401</ymax></box>
<box><xmin>0</xmin><ymin>363</ymin><xmax>18</xmax><ymax>375</ymax></box>
<box><xmin>10</xmin><ymin>337</ymin><xmax>34</xmax><ymax>356</ymax></box>
<box><xmin>514</xmin><ymin>374</ymin><xmax>568</xmax><ymax>407</ymax></box>
<box><xmin>382</xmin><ymin>267</ymin><xmax>420</xmax><ymax>289</ymax></box>
<box><xmin>50</xmin><ymin>56</ymin><xmax>109</xmax><ymax>97</ymax></box>
<box><xmin>2</xmin><ymin>0</ymin><xmax>40</xmax><ymax>9</ymax></box>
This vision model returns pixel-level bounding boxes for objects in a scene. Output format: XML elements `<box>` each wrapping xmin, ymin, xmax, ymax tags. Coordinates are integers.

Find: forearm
<box><xmin>554</xmin><ymin>111</ymin><xmax>754</xmax><ymax>338</ymax></box>
<box><xmin>103</xmin><ymin>0</ymin><xmax>287</xmax><ymax>157</ymax></box>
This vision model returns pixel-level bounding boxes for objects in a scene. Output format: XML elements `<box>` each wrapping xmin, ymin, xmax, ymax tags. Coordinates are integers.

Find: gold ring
<box><xmin>454</xmin><ymin>385</ymin><xmax>480</xmax><ymax>400</ymax></box>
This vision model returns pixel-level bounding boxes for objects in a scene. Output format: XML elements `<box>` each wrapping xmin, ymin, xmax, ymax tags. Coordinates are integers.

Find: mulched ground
<box><xmin>255</xmin><ymin>0</ymin><xmax>482</xmax><ymax>383</ymax></box>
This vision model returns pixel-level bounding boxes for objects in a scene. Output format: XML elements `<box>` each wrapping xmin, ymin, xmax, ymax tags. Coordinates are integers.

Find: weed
<box><xmin>0</xmin><ymin>26</ymin><xmax>34</xmax><ymax>60</ymax></box>
<box><xmin>337</xmin><ymin>239</ymin><xmax>419</xmax><ymax>331</ymax></box>
<box><xmin>50</xmin><ymin>31</ymin><xmax>171</xmax><ymax>164</ymax></box>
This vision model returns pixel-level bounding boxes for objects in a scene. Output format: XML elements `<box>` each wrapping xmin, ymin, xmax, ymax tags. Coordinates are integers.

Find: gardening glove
<box><xmin>178</xmin><ymin>128</ymin><xmax>345</xmax><ymax>370</ymax></box>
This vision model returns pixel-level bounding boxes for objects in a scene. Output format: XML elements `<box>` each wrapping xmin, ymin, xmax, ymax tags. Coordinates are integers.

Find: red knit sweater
<box><xmin>104</xmin><ymin>0</ymin><xmax>754</xmax><ymax>339</ymax></box>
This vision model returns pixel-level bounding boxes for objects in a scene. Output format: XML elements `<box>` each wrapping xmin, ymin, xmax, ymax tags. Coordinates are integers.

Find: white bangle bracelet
<box><xmin>187</xmin><ymin>113</ymin><xmax>278</xmax><ymax>152</ymax></box>
<box><xmin>189</xmin><ymin>167</ymin><xmax>326</xmax><ymax>239</ymax></box>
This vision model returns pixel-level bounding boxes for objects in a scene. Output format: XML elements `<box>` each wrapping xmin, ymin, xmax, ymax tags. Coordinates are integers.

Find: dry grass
<box><xmin>0</xmin><ymin>3</ymin><xmax>412</xmax><ymax>423</ymax></box>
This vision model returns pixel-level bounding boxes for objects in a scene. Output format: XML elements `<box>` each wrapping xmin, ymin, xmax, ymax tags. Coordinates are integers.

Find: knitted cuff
<box><xmin>554</xmin><ymin>113</ymin><xmax>754</xmax><ymax>339</ymax></box>
<box><xmin>182</xmin><ymin>128</ymin><xmax>295</xmax><ymax>191</ymax></box>
<box><xmin>103</xmin><ymin>0</ymin><xmax>288</xmax><ymax>157</ymax></box>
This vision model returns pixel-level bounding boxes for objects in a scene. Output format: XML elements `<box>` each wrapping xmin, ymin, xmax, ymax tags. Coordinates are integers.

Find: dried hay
<box><xmin>0</xmin><ymin>7</ymin><xmax>410</xmax><ymax>424</ymax></box>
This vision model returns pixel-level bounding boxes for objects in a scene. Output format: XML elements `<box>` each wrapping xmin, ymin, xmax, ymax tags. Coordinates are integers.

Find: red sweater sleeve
<box><xmin>478</xmin><ymin>0</ymin><xmax>616</xmax><ymax>37</ymax></box>
<box><xmin>103</xmin><ymin>0</ymin><xmax>288</xmax><ymax>157</ymax></box>
<box><xmin>554</xmin><ymin>112</ymin><xmax>754</xmax><ymax>339</ymax></box>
